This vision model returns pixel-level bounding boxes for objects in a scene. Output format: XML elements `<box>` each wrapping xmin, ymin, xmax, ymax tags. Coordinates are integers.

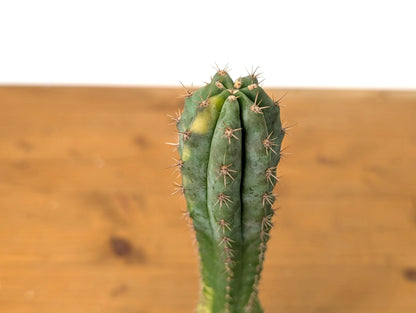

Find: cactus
<box><xmin>171</xmin><ymin>67</ymin><xmax>285</xmax><ymax>313</ymax></box>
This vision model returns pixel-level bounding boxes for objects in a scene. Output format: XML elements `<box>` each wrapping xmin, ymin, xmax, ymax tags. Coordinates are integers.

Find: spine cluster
<box><xmin>170</xmin><ymin>67</ymin><xmax>285</xmax><ymax>313</ymax></box>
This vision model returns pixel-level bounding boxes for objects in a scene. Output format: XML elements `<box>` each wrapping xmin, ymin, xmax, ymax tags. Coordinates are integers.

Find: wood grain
<box><xmin>0</xmin><ymin>86</ymin><xmax>415</xmax><ymax>313</ymax></box>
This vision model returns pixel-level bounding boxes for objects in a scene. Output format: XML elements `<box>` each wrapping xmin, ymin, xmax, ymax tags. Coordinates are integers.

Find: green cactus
<box><xmin>171</xmin><ymin>68</ymin><xmax>285</xmax><ymax>313</ymax></box>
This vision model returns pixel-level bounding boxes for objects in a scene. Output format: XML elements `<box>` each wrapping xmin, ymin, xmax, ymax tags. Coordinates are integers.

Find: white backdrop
<box><xmin>0</xmin><ymin>0</ymin><xmax>415</xmax><ymax>89</ymax></box>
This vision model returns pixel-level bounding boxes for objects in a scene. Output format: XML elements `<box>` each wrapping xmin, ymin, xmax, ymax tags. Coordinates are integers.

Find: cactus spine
<box><xmin>172</xmin><ymin>68</ymin><xmax>285</xmax><ymax>313</ymax></box>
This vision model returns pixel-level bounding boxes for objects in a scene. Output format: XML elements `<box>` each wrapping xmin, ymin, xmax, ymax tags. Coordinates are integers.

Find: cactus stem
<box><xmin>217</xmin><ymin>163</ymin><xmax>237</xmax><ymax>187</ymax></box>
<box><xmin>215</xmin><ymin>193</ymin><xmax>232</xmax><ymax>209</ymax></box>
<box><xmin>175</xmin><ymin>71</ymin><xmax>286</xmax><ymax>313</ymax></box>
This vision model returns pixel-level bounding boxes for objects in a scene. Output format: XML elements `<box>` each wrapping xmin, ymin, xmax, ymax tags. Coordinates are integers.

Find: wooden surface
<box><xmin>0</xmin><ymin>86</ymin><xmax>415</xmax><ymax>313</ymax></box>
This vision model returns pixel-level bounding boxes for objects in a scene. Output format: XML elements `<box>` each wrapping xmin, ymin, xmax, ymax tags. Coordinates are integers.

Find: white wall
<box><xmin>0</xmin><ymin>0</ymin><xmax>415</xmax><ymax>89</ymax></box>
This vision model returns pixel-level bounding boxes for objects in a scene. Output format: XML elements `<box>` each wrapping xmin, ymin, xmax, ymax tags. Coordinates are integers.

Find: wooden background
<box><xmin>0</xmin><ymin>86</ymin><xmax>415</xmax><ymax>313</ymax></box>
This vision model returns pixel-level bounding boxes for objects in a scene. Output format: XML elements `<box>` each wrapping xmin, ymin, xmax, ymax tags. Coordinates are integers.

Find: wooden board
<box><xmin>0</xmin><ymin>86</ymin><xmax>415</xmax><ymax>313</ymax></box>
